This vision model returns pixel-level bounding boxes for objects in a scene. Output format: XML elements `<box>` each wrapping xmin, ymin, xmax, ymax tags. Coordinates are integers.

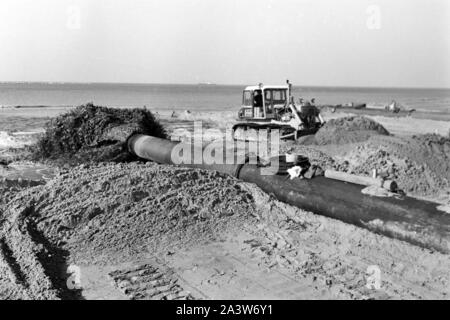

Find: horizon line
<box><xmin>0</xmin><ymin>80</ymin><xmax>449</xmax><ymax>90</ymax></box>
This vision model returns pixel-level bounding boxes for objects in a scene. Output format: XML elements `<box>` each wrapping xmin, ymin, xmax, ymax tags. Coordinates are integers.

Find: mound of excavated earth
<box><xmin>30</xmin><ymin>104</ymin><xmax>166</xmax><ymax>165</ymax></box>
<box><xmin>303</xmin><ymin>116</ymin><xmax>390</xmax><ymax>145</ymax></box>
<box><xmin>0</xmin><ymin>163</ymin><xmax>257</xmax><ymax>299</ymax></box>
<box><xmin>290</xmin><ymin>116</ymin><xmax>450</xmax><ymax>199</ymax></box>
<box><xmin>19</xmin><ymin>163</ymin><xmax>255</xmax><ymax>263</ymax></box>
<box><xmin>333</xmin><ymin>134</ymin><xmax>450</xmax><ymax>198</ymax></box>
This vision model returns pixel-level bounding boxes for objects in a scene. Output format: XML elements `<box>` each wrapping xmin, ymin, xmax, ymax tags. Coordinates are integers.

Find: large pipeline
<box><xmin>128</xmin><ymin>134</ymin><xmax>450</xmax><ymax>254</ymax></box>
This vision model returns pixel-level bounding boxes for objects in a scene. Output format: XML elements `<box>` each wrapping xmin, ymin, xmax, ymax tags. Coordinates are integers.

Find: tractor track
<box><xmin>0</xmin><ymin>202</ymin><xmax>80</xmax><ymax>299</ymax></box>
<box><xmin>0</xmin><ymin>238</ymin><xmax>31</xmax><ymax>299</ymax></box>
<box><xmin>109</xmin><ymin>263</ymin><xmax>195</xmax><ymax>300</ymax></box>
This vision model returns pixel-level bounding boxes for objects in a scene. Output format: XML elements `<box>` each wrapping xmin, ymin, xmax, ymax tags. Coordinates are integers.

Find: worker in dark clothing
<box><xmin>253</xmin><ymin>90</ymin><xmax>263</xmax><ymax>107</ymax></box>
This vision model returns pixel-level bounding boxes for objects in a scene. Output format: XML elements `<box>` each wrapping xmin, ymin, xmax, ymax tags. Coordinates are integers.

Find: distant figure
<box><xmin>388</xmin><ymin>100</ymin><xmax>400</xmax><ymax>113</ymax></box>
<box><xmin>311</xmin><ymin>98</ymin><xmax>316</xmax><ymax>105</ymax></box>
<box><xmin>253</xmin><ymin>90</ymin><xmax>263</xmax><ymax>107</ymax></box>
<box><xmin>182</xmin><ymin>110</ymin><xmax>193</xmax><ymax>120</ymax></box>
<box><xmin>171</xmin><ymin>111</ymin><xmax>176</xmax><ymax>118</ymax></box>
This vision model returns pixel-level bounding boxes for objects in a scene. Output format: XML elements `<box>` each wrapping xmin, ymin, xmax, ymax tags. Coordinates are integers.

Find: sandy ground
<box><xmin>1</xmin><ymin>163</ymin><xmax>449</xmax><ymax>300</ymax></box>
<box><xmin>1</xmin><ymin>106</ymin><xmax>450</xmax><ymax>300</ymax></box>
<box><xmin>2</xmin><ymin>106</ymin><xmax>449</xmax><ymax>137</ymax></box>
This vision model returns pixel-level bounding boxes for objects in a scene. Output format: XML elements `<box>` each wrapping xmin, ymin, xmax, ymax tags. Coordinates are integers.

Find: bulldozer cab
<box><xmin>241</xmin><ymin>85</ymin><xmax>288</xmax><ymax>119</ymax></box>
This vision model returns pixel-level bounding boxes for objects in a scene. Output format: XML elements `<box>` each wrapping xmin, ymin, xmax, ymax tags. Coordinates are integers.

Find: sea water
<box><xmin>1</xmin><ymin>82</ymin><xmax>449</xmax><ymax>112</ymax></box>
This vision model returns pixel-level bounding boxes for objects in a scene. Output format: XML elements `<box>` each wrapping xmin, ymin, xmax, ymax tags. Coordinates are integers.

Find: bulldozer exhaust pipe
<box><xmin>128</xmin><ymin>134</ymin><xmax>450</xmax><ymax>254</ymax></box>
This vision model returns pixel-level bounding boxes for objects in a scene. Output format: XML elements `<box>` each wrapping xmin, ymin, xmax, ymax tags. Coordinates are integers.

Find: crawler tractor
<box><xmin>232</xmin><ymin>80</ymin><xmax>325</xmax><ymax>141</ymax></box>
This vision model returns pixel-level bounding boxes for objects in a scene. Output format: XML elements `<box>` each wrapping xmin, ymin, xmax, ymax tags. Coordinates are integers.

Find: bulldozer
<box><xmin>232</xmin><ymin>80</ymin><xmax>325</xmax><ymax>141</ymax></box>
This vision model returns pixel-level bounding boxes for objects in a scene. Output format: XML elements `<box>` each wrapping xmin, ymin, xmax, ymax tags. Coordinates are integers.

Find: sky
<box><xmin>0</xmin><ymin>0</ymin><xmax>449</xmax><ymax>88</ymax></box>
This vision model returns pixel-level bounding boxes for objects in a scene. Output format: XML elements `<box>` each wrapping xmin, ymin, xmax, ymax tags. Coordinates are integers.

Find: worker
<box><xmin>253</xmin><ymin>90</ymin><xmax>263</xmax><ymax>107</ymax></box>
<box><xmin>316</xmin><ymin>106</ymin><xmax>325</xmax><ymax>124</ymax></box>
<box><xmin>389</xmin><ymin>100</ymin><xmax>400</xmax><ymax>113</ymax></box>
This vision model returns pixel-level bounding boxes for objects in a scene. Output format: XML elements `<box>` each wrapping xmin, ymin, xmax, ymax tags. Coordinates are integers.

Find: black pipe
<box><xmin>239</xmin><ymin>166</ymin><xmax>450</xmax><ymax>253</ymax></box>
<box><xmin>128</xmin><ymin>134</ymin><xmax>242</xmax><ymax>176</ymax></box>
<box><xmin>128</xmin><ymin>134</ymin><xmax>450</xmax><ymax>254</ymax></box>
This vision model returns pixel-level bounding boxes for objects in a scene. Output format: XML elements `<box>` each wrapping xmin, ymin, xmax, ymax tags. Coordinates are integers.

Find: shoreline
<box><xmin>327</xmin><ymin>106</ymin><xmax>450</xmax><ymax>121</ymax></box>
<box><xmin>1</xmin><ymin>103</ymin><xmax>450</xmax><ymax>118</ymax></box>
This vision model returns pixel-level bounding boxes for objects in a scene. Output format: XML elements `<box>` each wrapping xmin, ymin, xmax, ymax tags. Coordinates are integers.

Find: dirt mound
<box><xmin>311</xmin><ymin>116</ymin><xmax>389</xmax><ymax>145</ymax></box>
<box><xmin>400</xmin><ymin>134</ymin><xmax>450</xmax><ymax>179</ymax></box>
<box><xmin>4</xmin><ymin>163</ymin><xmax>255</xmax><ymax>266</ymax></box>
<box><xmin>0</xmin><ymin>184</ymin><xmax>28</xmax><ymax>210</ymax></box>
<box><xmin>337</xmin><ymin>134</ymin><xmax>450</xmax><ymax>197</ymax></box>
<box><xmin>31</xmin><ymin>104</ymin><xmax>166</xmax><ymax>164</ymax></box>
<box><xmin>0</xmin><ymin>163</ymin><xmax>256</xmax><ymax>298</ymax></box>
<box><xmin>292</xmin><ymin>132</ymin><xmax>450</xmax><ymax>197</ymax></box>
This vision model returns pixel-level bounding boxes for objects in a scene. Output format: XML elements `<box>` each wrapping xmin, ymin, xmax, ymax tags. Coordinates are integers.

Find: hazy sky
<box><xmin>0</xmin><ymin>0</ymin><xmax>449</xmax><ymax>87</ymax></box>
